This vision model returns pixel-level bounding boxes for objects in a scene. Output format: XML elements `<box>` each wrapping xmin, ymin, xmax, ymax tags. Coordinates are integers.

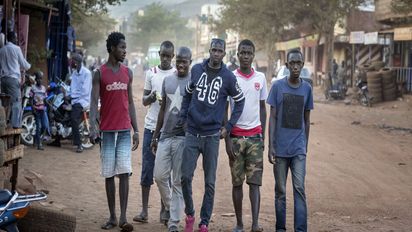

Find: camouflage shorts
<box><xmin>229</xmin><ymin>136</ymin><xmax>264</xmax><ymax>186</ymax></box>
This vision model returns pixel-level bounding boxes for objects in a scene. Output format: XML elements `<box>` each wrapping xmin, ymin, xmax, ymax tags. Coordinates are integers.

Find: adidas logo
<box><xmin>106</xmin><ymin>82</ymin><xmax>127</xmax><ymax>91</ymax></box>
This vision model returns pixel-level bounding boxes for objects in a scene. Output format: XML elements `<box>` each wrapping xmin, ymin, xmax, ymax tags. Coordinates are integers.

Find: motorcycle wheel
<box><xmin>79</xmin><ymin>121</ymin><xmax>93</xmax><ymax>149</ymax></box>
<box><xmin>21</xmin><ymin>112</ymin><xmax>36</xmax><ymax>146</ymax></box>
<box><xmin>360</xmin><ymin>94</ymin><xmax>372</xmax><ymax>107</ymax></box>
<box><xmin>17</xmin><ymin>205</ymin><xmax>76</xmax><ymax>232</ymax></box>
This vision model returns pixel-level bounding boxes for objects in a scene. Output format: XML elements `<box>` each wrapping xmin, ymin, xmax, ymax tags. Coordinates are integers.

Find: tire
<box><xmin>17</xmin><ymin>205</ymin><xmax>76</xmax><ymax>232</ymax></box>
<box><xmin>382</xmin><ymin>75</ymin><xmax>395</xmax><ymax>85</ymax></box>
<box><xmin>367</xmin><ymin>71</ymin><xmax>381</xmax><ymax>79</ymax></box>
<box><xmin>21</xmin><ymin>112</ymin><xmax>36</xmax><ymax>146</ymax></box>
<box><xmin>367</xmin><ymin>78</ymin><xmax>382</xmax><ymax>85</ymax></box>
<box><xmin>79</xmin><ymin>121</ymin><xmax>93</xmax><ymax>149</ymax></box>
<box><xmin>368</xmin><ymin>82</ymin><xmax>382</xmax><ymax>90</ymax></box>
<box><xmin>369</xmin><ymin>89</ymin><xmax>382</xmax><ymax>96</ymax></box>
<box><xmin>0</xmin><ymin>106</ymin><xmax>6</xmax><ymax>131</ymax></box>
<box><xmin>383</xmin><ymin>85</ymin><xmax>397</xmax><ymax>93</ymax></box>
<box><xmin>383</xmin><ymin>93</ymin><xmax>397</xmax><ymax>101</ymax></box>
<box><xmin>383</xmin><ymin>83</ymin><xmax>396</xmax><ymax>91</ymax></box>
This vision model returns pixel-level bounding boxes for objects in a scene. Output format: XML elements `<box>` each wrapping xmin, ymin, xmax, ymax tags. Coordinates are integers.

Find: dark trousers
<box><xmin>70</xmin><ymin>103</ymin><xmax>83</xmax><ymax>146</ymax></box>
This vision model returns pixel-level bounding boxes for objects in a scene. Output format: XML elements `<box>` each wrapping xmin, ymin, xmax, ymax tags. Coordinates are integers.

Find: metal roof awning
<box><xmin>20</xmin><ymin>0</ymin><xmax>58</xmax><ymax>13</ymax></box>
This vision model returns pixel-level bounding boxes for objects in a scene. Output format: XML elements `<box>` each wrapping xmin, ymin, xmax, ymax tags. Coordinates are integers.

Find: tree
<box><xmin>217</xmin><ymin>0</ymin><xmax>294</xmax><ymax>79</ymax></box>
<box><xmin>294</xmin><ymin>0</ymin><xmax>367</xmax><ymax>90</ymax></box>
<box><xmin>65</xmin><ymin>0</ymin><xmax>126</xmax><ymax>15</ymax></box>
<box><xmin>70</xmin><ymin>0</ymin><xmax>121</xmax><ymax>54</ymax></box>
<box><xmin>391</xmin><ymin>0</ymin><xmax>412</xmax><ymax>14</ymax></box>
<box><xmin>218</xmin><ymin>0</ymin><xmax>366</xmax><ymax>86</ymax></box>
<box><xmin>129</xmin><ymin>3</ymin><xmax>194</xmax><ymax>54</ymax></box>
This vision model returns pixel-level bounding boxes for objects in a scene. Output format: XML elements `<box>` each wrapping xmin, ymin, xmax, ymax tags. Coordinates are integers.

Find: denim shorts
<box><xmin>100</xmin><ymin>131</ymin><xmax>132</xmax><ymax>178</ymax></box>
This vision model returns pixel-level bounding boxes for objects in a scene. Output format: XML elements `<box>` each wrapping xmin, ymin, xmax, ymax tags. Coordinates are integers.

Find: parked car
<box><xmin>271</xmin><ymin>65</ymin><xmax>313</xmax><ymax>86</ymax></box>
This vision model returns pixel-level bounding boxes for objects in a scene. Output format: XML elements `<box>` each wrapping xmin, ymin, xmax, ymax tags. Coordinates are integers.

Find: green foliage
<box><xmin>71</xmin><ymin>12</ymin><xmax>116</xmax><ymax>52</ymax></box>
<box><xmin>217</xmin><ymin>0</ymin><xmax>367</xmax><ymax>79</ymax></box>
<box><xmin>128</xmin><ymin>3</ymin><xmax>194</xmax><ymax>54</ymax></box>
<box><xmin>391</xmin><ymin>0</ymin><xmax>412</xmax><ymax>14</ymax></box>
<box><xmin>70</xmin><ymin>0</ymin><xmax>120</xmax><ymax>53</ymax></box>
<box><xmin>44</xmin><ymin>0</ymin><xmax>126</xmax><ymax>14</ymax></box>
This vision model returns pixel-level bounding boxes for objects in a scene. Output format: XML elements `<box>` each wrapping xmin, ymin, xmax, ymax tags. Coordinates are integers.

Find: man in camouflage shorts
<box><xmin>225</xmin><ymin>39</ymin><xmax>268</xmax><ymax>232</ymax></box>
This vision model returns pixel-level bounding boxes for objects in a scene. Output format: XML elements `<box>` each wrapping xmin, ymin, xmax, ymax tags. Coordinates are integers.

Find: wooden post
<box><xmin>351</xmin><ymin>44</ymin><xmax>355</xmax><ymax>87</ymax></box>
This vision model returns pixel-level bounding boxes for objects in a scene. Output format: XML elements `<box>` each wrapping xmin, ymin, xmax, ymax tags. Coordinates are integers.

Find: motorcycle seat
<box><xmin>0</xmin><ymin>189</ymin><xmax>12</xmax><ymax>205</ymax></box>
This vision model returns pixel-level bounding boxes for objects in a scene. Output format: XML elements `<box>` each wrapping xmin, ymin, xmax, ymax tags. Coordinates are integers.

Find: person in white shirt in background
<box><xmin>134</xmin><ymin>41</ymin><xmax>176</xmax><ymax>224</ymax></box>
<box><xmin>0</xmin><ymin>32</ymin><xmax>31</xmax><ymax>128</ymax></box>
<box><xmin>70</xmin><ymin>53</ymin><xmax>92</xmax><ymax>153</ymax></box>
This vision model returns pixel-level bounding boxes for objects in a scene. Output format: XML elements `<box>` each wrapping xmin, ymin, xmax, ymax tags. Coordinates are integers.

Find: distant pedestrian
<box><xmin>227</xmin><ymin>56</ymin><xmax>239</xmax><ymax>71</ymax></box>
<box><xmin>152</xmin><ymin>47</ymin><xmax>192</xmax><ymax>232</ymax></box>
<box><xmin>134</xmin><ymin>41</ymin><xmax>175</xmax><ymax>224</ymax></box>
<box><xmin>179</xmin><ymin>38</ymin><xmax>245</xmax><ymax>232</ymax></box>
<box><xmin>89</xmin><ymin>31</ymin><xmax>139</xmax><ymax>232</ymax></box>
<box><xmin>30</xmin><ymin>71</ymin><xmax>49</xmax><ymax>150</ymax></box>
<box><xmin>70</xmin><ymin>53</ymin><xmax>92</xmax><ymax>153</ymax></box>
<box><xmin>0</xmin><ymin>32</ymin><xmax>31</xmax><ymax>128</ymax></box>
<box><xmin>225</xmin><ymin>39</ymin><xmax>267</xmax><ymax>232</ymax></box>
<box><xmin>267</xmin><ymin>49</ymin><xmax>313</xmax><ymax>232</ymax></box>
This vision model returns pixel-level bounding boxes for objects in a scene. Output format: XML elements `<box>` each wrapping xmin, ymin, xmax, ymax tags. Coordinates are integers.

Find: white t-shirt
<box><xmin>144</xmin><ymin>66</ymin><xmax>176</xmax><ymax>130</ymax></box>
<box><xmin>230</xmin><ymin>69</ymin><xmax>268</xmax><ymax>130</ymax></box>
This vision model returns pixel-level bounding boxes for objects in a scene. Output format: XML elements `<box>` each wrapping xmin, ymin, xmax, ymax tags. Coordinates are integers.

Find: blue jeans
<box><xmin>34</xmin><ymin>110</ymin><xmax>48</xmax><ymax>146</ymax></box>
<box><xmin>274</xmin><ymin>155</ymin><xmax>307</xmax><ymax>232</ymax></box>
<box><xmin>181</xmin><ymin>132</ymin><xmax>220</xmax><ymax>226</ymax></box>
<box><xmin>141</xmin><ymin>128</ymin><xmax>155</xmax><ymax>186</ymax></box>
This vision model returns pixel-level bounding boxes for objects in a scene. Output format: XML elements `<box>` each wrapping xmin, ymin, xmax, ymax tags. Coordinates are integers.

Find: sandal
<box><xmin>119</xmin><ymin>222</ymin><xmax>134</xmax><ymax>232</ymax></box>
<box><xmin>101</xmin><ymin>221</ymin><xmax>117</xmax><ymax>230</ymax></box>
<box><xmin>133</xmin><ymin>213</ymin><xmax>148</xmax><ymax>223</ymax></box>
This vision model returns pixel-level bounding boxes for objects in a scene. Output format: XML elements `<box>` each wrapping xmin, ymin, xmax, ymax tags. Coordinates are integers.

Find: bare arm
<box><xmin>304</xmin><ymin>110</ymin><xmax>311</xmax><ymax>152</ymax></box>
<box><xmin>259</xmin><ymin>100</ymin><xmax>267</xmax><ymax>141</ymax></box>
<box><xmin>223</xmin><ymin>101</ymin><xmax>235</xmax><ymax>160</ymax></box>
<box><xmin>142</xmin><ymin>89</ymin><xmax>156</xmax><ymax>106</ymax></box>
<box><xmin>268</xmin><ymin>106</ymin><xmax>277</xmax><ymax>164</ymax></box>
<box><xmin>153</xmin><ymin>94</ymin><xmax>166</xmax><ymax>140</ymax></box>
<box><xmin>89</xmin><ymin>69</ymin><xmax>101</xmax><ymax>141</ymax></box>
<box><xmin>151</xmin><ymin>94</ymin><xmax>166</xmax><ymax>154</ymax></box>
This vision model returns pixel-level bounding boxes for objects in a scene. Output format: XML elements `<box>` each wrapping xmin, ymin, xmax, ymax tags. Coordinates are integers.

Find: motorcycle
<box><xmin>356</xmin><ymin>78</ymin><xmax>372</xmax><ymax>107</ymax></box>
<box><xmin>21</xmin><ymin>74</ymin><xmax>36</xmax><ymax>110</ymax></box>
<box><xmin>0</xmin><ymin>189</ymin><xmax>47</xmax><ymax>232</ymax></box>
<box><xmin>20</xmin><ymin>78</ymin><xmax>93</xmax><ymax>149</ymax></box>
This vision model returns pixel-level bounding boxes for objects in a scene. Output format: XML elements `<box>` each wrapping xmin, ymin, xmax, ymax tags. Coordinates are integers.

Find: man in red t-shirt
<box><xmin>89</xmin><ymin>32</ymin><xmax>139</xmax><ymax>232</ymax></box>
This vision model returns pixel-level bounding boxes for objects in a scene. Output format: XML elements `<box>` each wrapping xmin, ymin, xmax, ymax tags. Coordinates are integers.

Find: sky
<box><xmin>107</xmin><ymin>0</ymin><xmax>186</xmax><ymax>19</ymax></box>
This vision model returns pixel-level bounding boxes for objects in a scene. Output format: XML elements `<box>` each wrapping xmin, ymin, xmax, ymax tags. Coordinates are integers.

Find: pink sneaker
<box><xmin>184</xmin><ymin>215</ymin><xmax>195</xmax><ymax>232</ymax></box>
<box><xmin>199</xmin><ymin>224</ymin><xmax>208</xmax><ymax>232</ymax></box>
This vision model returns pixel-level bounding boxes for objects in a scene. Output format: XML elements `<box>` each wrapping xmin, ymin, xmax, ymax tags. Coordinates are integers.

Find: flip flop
<box><xmin>101</xmin><ymin>221</ymin><xmax>117</xmax><ymax>230</ymax></box>
<box><xmin>133</xmin><ymin>214</ymin><xmax>148</xmax><ymax>223</ymax></box>
<box><xmin>119</xmin><ymin>222</ymin><xmax>134</xmax><ymax>232</ymax></box>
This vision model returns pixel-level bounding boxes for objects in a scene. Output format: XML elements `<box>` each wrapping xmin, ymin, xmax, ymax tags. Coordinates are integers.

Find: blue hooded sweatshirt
<box><xmin>179</xmin><ymin>59</ymin><xmax>245</xmax><ymax>136</ymax></box>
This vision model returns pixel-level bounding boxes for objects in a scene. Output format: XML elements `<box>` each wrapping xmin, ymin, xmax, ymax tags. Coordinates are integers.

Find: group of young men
<box><xmin>90</xmin><ymin>31</ymin><xmax>313</xmax><ymax>232</ymax></box>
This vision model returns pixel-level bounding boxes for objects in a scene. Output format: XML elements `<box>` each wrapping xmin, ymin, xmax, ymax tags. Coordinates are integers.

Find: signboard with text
<box><xmin>350</xmin><ymin>31</ymin><xmax>365</xmax><ymax>44</ymax></box>
<box><xmin>394</xmin><ymin>27</ymin><xmax>412</xmax><ymax>41</ymax></box>
<box><xmin>364</xmin><ymin>32</ymin><xmax>378</xmax><ymax>44</ymax></box>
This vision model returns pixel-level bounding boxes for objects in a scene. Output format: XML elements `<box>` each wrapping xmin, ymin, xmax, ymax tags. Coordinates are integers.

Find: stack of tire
<box><xmin>367</xmin><ymin>71</ymin><xmax>383</xmax><ymax>103</ymax></box>
<box><xmin>380</xmin><ymin>68</ymin><xmax>397</xmax><ymax>101</ymax></box>
<box><xmin>0</xmin><ymin>106</ymin><xmax>5</xmax><ymax>165</ymax></box>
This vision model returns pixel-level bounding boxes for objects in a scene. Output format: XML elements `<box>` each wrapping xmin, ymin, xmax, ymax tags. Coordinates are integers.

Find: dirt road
<box><xmin>18</xmin><ymin>77</ymin><xmax>412</xmax><ymax>231</ymax></box>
